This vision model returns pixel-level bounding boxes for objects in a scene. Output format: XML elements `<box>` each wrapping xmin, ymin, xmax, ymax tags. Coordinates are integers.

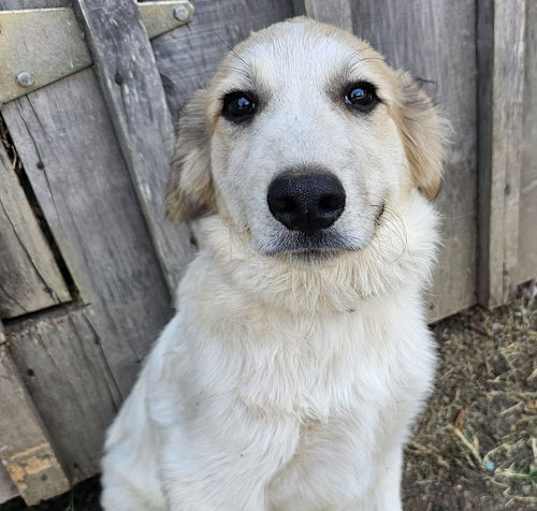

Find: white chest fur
<box><xmin>141</xmin><ymin>269</ymin><xmax>435</xmax><ymax>510</ymax></box>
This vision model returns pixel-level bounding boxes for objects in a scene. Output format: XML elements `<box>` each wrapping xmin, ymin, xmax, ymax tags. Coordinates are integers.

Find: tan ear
<box><xmin>394</xmin><ymin>72</ymin><xmax>448</xmax><ymax>200</ymax></box>
<box><xmin>165</xmin><ymin>89</ymin><xmax>215</xmax><ymax>222</ymax></box>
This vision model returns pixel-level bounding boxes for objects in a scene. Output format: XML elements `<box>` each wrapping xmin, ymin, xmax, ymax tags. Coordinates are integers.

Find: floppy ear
<box><xmin>394</xmin><ymin>72</ymin><xmax>448</xmax><ymax>200</ymax></box>
<box><xmin>165</xmin><ymin>89</ymin><xmax>215</xmax><ymax>222</ymax></box>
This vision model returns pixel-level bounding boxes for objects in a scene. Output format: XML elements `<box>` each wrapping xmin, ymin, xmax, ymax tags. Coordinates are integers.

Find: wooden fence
<box><xmin>0</xmin><ymin>0</ymin><xmax>535</xmax><ymax>504</ymax></box>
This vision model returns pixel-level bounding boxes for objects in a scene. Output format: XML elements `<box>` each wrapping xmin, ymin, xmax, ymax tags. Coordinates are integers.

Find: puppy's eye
<box><xmin>222</xmin><ymin>91</ymin><xmax>257</xmax><ymax>123</ymax></box>
<box><xmin>344</xmin><ymin>82</ymin><xmax>379</xmax><ymax>112</ymax></box>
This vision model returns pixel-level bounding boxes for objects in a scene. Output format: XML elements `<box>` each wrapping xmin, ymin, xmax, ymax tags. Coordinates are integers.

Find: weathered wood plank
<box><xmin>152</xmin><ymin>0</ymin><xmax>296</xmax><ymax>119</ymax></box>
<box><xmin>477</xmin><ymin>0</ymin><xmax>526</xmax><ymax>306</ymax></box>
<box><xmin>0</xmin><ymin>334</ymin><xmax>18</xmax><ymax>503</ymax></box>
<box><xmin>337</xmin><ymin>0</ymin><xmax>477</xmax><ymax>320</ymax></box>
<box><xmin>0</xmin><ymin>132</ymin><xmax>70</xmax><ymax>319</ymax></box>
<box><xmin>494</xmin><ymin>1</ymin><xmax>526</xmax><ymax>302</ymax></box>
<box><xmin>2</xmin><ymin>69</ymin><xmax>172</xmax><ymax>394</ymax></box>
<box><xmin>515</xmin><ymin>0</ymin><xmax>537</xmax><ymax>285</ymax></box>
<box><xmin>0</xmin><ymin>322</ymin><xmax>70</xmax><ymax>505</ymax></box>
<box><xmin>6</xmin><ymin>306</ymin><xmax>121</xmax><ymax>483</ymax></box>
<box><xmin>0</xmin><ymin>0</ymin><xmax>69</xmax><ymax>8</ymax></box>
<box><xmin>0</xmin><ymin>464</ymin><xmax>18</xmax><ymax>505</ymax></box>
<box><xmin>304</xmin><ymin>0</ymin><xmax>353</xmax><ymax>32</ymax></box>
<box><xmin>73</xmin><ymin>0</ymin><xmax>194</xmax><ymax>295</ymax></box>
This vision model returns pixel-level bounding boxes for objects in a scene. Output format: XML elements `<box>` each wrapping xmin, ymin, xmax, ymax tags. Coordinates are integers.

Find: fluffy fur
<box><xmin>101</xmin><ymin>17</ymin><xmax>446</xmax><ymax>511</ymax></box>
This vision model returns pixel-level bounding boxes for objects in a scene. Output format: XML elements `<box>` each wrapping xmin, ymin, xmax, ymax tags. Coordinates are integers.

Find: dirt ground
<box><xmin>403</xmin><ymin>282</ymin><xmax>537</xmax><ymax>511</ymax></box>
<box><xmin>2</xmin><ymin>283</ymin><xmax>536</xmax><ymax>511</ymax></box>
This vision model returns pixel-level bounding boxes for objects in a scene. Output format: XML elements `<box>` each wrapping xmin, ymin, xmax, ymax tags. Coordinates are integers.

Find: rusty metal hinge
<box><xmin>0</xmin><ymin>1</ymin><xmax>194</xmax><ymax>105</ymax></box>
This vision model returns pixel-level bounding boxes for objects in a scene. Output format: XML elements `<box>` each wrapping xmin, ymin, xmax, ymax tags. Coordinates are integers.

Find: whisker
<box><xmin>373</xmin><ymin>205</ymin><xmax>409</xmax><ymax>264</ymax></box>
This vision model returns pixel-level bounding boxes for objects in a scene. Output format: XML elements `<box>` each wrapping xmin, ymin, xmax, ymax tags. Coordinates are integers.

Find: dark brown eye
<box><xmin>222</xmin><ymin>91</ymin><xmax>257</xmax><ymax>123</ymax></box>
<box><xmin>344</xmin><ymin>82</ymin><xmax>379</xmax><ymax>112</ymax></box>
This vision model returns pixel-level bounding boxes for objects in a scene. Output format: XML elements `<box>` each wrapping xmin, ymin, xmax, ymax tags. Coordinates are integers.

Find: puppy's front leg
<box><xmin>368</xmin><ymin>446</ymin><xmax>403</xmax><ymax>511</ymax></box>
<box><xmin>158</xmin><ymin>404</ymin><xmax>299</xmax><ymax>511</ymax></box>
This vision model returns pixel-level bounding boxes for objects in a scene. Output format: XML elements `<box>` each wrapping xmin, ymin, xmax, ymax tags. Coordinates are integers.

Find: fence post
<box><xmin>477</xmin><ymin>0</ymin><xmax>526</xmax><ymax>307</ymax></box>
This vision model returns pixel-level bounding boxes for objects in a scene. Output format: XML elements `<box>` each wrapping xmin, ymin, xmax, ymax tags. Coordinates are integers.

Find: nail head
<box><xmin>173</xmin><ymin>4</ymin><xmax>191</xmax><ymax>22</ymax></box>
<box><xmin>16</xmin><ymin>71</ymin><xmax>34</xmax><ymax>88</ymax></box>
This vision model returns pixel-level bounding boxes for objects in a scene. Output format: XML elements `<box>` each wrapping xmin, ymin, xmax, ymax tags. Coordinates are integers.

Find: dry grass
<box><xmin>403</xmin><ymin>280</ymin><xmax>537</xmax><ymax>510</ymax></box>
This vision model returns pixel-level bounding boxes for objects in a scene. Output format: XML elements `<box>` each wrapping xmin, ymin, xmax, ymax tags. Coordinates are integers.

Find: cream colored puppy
<box><xmin>101</xmin><ymin>17</ymin><xmax>447</xmax><ymax>511</ymax></box>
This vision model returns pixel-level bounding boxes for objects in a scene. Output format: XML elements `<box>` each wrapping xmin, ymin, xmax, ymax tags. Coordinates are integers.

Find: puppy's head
<box><xmin>166</xmin><ymin>17</ymin><xmax>446</xmax><ymax>260</ymax></box>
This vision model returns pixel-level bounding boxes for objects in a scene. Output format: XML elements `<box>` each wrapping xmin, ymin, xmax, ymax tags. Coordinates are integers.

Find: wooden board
<box><xmin>0</xmin><ymin>137</ymin><xmax>70</xmax><ymax>319</ymax></box>
<box><xmin>307</xmin><ymin>0</ymin><xmax>478</xmax><ymax>320</ymax></box>
<box><xmin>0</xmin><ymin>322</ymin><xmax>70</xmax><ymax>505</ymax></box>
<box><xmin>477</xmin><ymin>0</ymin><xmax>526</xmax><ymax>306</ymax></box>
<box><xmin>74</xmin><ymin>0</ymin><xmax>194</xmax><ymax>295</ymax></box>
<box><xmin>0</xmin><ymin>0</ymin><xmax>69</xmax><ymax>7</ymax></box>
<box><xmin>6</xmin><ymin>306</ymin><xmax>122</xmax><ymax>483</ymax></box>
<box><xmin>304</xmin><ymin>0</ymin><xmax>352</xmax><ymax>32</ymax></box>
<box><xmin>0</xmin><ymin>324</ymin><xmax>19</xmax><ymax>504</ymax></box>
<box><xmin>2</xmin><ymin>70</ymin><xmax>172</xmax><ymax>394</ymax></box>
<box><xmin>515</xmin><ymin>0</ymin><xmax>537</xmax><ymax>285</ymax></box>
<box><xmin>152</xmin><ymin>0</ymin><xmax>296</xmax><ymax>119</ymax></box>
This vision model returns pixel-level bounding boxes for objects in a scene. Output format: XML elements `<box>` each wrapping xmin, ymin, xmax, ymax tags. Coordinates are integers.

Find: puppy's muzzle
<box><xmin>267</xmin><ymin>170</ymin><xmax>346</xmax><ymax>233</ymax></box>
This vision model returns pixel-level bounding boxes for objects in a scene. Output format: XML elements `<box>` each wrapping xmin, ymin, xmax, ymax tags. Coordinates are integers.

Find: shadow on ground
<box><xmin>0</xmin><ymin>477</ymin><xmax>101</xmax><ymax>511</ymax></box>
<box><xmin>2</xmin><ymin>284</ymin><xmax>536</xmax><ymax>511</ymax></box>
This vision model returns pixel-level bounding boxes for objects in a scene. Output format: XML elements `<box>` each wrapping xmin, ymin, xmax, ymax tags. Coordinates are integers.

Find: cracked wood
<box><xmin>0</xmin><ymin>140</ymin><xmax>70</xmax><ymax>319</ymax></box>
<box><xmin>5</xmin><ymin>306</ymin><xmax>122</xmax><ymax>484</ymax></box>
<box><xmin>2</xmin><ymin>76</ymin><xmax>173</xmax><ymax>396</ymax></box>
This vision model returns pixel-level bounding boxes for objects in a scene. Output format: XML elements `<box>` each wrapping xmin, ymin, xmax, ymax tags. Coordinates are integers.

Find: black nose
<box><xmin>267</xmin><ymin>171</ymin><xmax>346</xmax><ymax>233</ymax></box>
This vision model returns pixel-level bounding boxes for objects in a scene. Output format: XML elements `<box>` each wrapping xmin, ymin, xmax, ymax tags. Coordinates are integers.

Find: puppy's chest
<box><xmin>236</xmin><ymin>316</ymin><xmax>409</xmax><ymax>421</ymax></box>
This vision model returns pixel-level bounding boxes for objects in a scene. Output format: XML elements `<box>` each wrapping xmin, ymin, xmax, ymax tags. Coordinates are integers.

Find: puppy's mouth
<box><xmin>263</xmin><ymin>229</ymin><xmax>358</xmax><ymax>260</ymax></box>
<box><xmin>283</xmin><ymin>248</ymin><xmax>345</xmax><ymax>263</ymax></box>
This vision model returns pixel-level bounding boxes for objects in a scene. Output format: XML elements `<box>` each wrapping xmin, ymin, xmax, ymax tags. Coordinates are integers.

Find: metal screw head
<box><xmin>16</xmin><ymin>71</ymin><xmax>34</xmax><ymax>88</ymax></box>
<box><xmin>173</xmin><ymin>4</ymin><xmax>191</xmax><ymax>23</ymax></box>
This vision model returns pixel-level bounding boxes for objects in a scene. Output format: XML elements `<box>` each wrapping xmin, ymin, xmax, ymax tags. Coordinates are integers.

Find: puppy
<box><xmin>101</xmin><ymin>17</ymin><xmax>446</xmax><ymax>511</ymax></box>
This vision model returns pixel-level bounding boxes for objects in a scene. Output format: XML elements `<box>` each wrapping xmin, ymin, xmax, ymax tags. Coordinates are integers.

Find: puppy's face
<box><xmin>167</xmin><ymin>18</ymin><xmax>445</xmax><ymax>259</ymax></box>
